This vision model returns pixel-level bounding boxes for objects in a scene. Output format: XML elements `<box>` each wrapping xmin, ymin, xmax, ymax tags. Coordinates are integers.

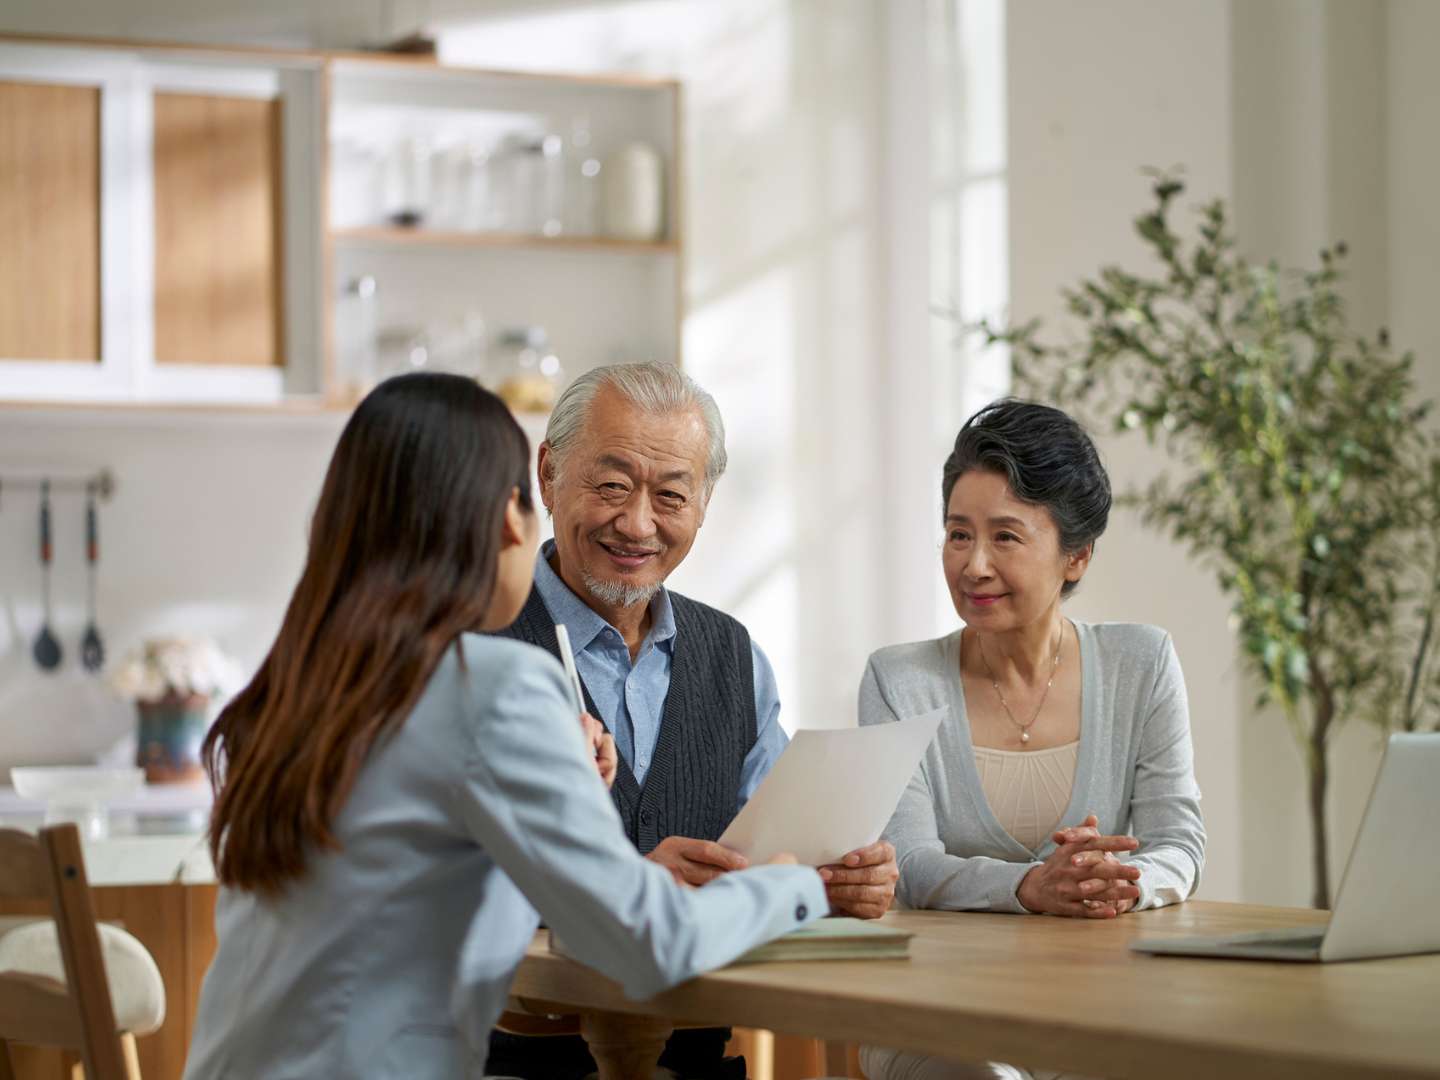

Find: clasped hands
<box><xmin>644</xmin><ymin>836</ymin><xmax>898</xmax><ymax>920</ymax></box>
<box><xmin>1016</xmin><ymin>814</ymin><xmax>1142</xmax><ymax>918</ymax></box>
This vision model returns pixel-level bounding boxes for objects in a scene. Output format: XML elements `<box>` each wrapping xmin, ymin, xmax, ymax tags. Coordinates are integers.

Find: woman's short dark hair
<box><xmin>941</xmin><ymin>399</ymin><xmax>1111</xmax><ymax>595</ymax></box>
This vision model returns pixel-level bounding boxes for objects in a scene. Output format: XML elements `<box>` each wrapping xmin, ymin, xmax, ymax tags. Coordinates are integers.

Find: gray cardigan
<box><xmin>860</xmin><ymin>621</ymin><xmax>1205</xmax><ymax>914</ymax></box>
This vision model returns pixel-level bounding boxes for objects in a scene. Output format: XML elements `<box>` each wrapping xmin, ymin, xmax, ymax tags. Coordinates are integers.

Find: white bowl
<box><xmin>11</xmin><ymin>766</ymin><xmax>146</xmax><ymax>840</ymax></box>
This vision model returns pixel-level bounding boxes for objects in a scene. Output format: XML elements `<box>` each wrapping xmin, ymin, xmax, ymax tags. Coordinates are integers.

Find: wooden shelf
<box><xmin>0</xmin><ymin>396</ymin><xmax>349</xmax><ymax>419</ymax></box>
<box><xmin>330</xmin><ymin>227</ymin><xmax>678</xmax><ymax>255</ymax></box>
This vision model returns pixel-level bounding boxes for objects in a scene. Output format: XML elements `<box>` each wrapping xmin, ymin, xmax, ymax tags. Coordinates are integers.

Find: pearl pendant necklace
<box><xmin>977</xmin><ymin>629</ymin><xmax>1062</xmax><ymax>747</ymax></box>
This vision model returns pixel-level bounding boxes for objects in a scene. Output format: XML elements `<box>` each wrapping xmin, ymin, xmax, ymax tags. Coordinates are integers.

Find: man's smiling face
<box><xmin>538</xmin><ymin>386</ymin><xmax>710</xmax><ymax>619</ymax></box>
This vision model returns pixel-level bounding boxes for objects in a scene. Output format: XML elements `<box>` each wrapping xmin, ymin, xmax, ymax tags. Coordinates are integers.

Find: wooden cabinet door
<box><xmin>0</xmin><ymin>79</ymin><xmax>100</xmax><ymax>362</ymax></box>
<box><xmin>153</xmin><ymin>92</ymin><xmax>283</xmax><ymax>368</ymax></box>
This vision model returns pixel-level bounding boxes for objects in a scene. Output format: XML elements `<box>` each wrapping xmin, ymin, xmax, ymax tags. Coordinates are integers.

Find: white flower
<box><xmin>107</xmin><ymin>635</ymin><xmax>246</xmax><ymax>703</ymax></box>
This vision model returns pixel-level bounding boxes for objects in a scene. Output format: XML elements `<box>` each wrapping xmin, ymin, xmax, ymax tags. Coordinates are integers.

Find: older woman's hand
<box><xmin>1015</xmin><ymin>814</ymin><xmax>1141</xmax><ymax>918</ymax></box>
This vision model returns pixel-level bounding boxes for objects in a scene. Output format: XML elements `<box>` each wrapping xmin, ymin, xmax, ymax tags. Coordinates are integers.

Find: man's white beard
<box><xmin>581</xmin><ymin>568</ymin><xmax>662</xmax><ymax>609</ymax></box>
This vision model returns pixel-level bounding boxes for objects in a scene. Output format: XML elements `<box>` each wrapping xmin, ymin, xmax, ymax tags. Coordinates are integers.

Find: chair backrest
<box><xmin>0</xmin><ymin>824</ymin><xmax>128</xmax><ymax>1080</ymax></box>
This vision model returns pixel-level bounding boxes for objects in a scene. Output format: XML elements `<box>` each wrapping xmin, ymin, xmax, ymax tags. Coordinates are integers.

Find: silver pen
<box><xmin>553</xmin><ymin>623</ymin><xmax>587</xmax><ymax>719</ymax></box>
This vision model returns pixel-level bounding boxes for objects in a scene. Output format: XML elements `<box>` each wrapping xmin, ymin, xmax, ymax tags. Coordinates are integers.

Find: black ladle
<box><xmin>81</xmin><ymin>484</ymin><xmax>104</xmax><ymax>672</ymax></box>
<box><xmin>33</xmin><ymin>481</ymin><xmax>63</xmax><ymax>671</ymax></box>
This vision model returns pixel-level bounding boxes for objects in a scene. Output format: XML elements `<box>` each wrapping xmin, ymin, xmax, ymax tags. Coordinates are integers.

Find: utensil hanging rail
<box><xmin>0</xmin><ymin>468</ymin><xmax>116</xmax><ymax>500</ymax></box>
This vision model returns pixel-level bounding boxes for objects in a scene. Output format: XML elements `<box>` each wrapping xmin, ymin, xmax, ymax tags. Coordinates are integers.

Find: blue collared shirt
<box><xmin>532</xmin><ymin>540</ymin><xmax>788</xmax><ymax>810</ymax></box>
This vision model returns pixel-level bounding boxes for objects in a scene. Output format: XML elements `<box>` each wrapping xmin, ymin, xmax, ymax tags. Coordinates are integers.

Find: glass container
<box><xmin>488</xmin><ymin>327</ymin><xmax>565</xmax><ymax>412</ymax></box>
<box><xmin>335</xmin><ymin>276</ymin><xmax>379</xmax><ymax>401</ymax></box>
<box><xmin>382</xmin><ymin>137</ymin><xmax>432</xmax><ymax>228</ymax></box>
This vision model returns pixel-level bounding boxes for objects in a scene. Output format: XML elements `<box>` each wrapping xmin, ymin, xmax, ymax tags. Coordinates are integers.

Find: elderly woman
<box><xmin>858</xmin><ymin>400</ymin><xmax>1205</xmax><ymax>1080</ymax></box>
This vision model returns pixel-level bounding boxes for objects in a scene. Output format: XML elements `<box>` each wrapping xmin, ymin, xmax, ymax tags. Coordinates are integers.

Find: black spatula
<box><xmin>81</xmin><ymin>484</ymin><xmax>104</xmax><ymax>672</ymax></box>
<box><xmin>33</xmin><ymin>481</ymin><xmax>62</xmax><ymax>671</ymax></box>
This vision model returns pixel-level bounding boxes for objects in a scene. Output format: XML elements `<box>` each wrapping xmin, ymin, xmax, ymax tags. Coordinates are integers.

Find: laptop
<box><xmin>1129</xmin><ymin>732</ymin><xmax>1440</xmax><ymax>963</ymax></box>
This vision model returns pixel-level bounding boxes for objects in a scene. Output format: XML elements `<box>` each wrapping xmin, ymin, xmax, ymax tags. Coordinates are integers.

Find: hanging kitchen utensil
<box><xmin>81</xmin><ymin>483</ymin><xmax>104</xmax><ymax>672</ymax></box>
<box><xmin>33</xmin><ymin>480</ymin><xmax>63</xmax><ymax>671</ymax></box>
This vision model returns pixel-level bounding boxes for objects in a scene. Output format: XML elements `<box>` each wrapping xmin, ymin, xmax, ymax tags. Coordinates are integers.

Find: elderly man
<box><xmin>487</xmin><ymin>360</ymin><xmax>896</xmax><ymax>1080</ymax></box>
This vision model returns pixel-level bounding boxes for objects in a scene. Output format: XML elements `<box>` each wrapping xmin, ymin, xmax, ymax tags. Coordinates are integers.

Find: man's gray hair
<box><xmin>544</xmin><ymin>360</ymin><xmax>728</xmax><ymax>496</ymax></box>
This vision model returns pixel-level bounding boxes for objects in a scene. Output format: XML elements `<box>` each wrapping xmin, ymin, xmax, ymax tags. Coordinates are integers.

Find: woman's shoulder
<box><xmin>1072</xmin><ymin>619</ymin><xmax>1172</xmax><ymax>658</ymax></box>
<box><xmin>409</xmin><ymin>635</ymin><xmax>572</xmax><ymax>748</ymax></box>
<box><xmin>866</xmin><ymin>630</ymin><xmax>963</xmax><ymax>683</ymax></box>
<box><xmin>454</xmin><ymin>633</ymin><xmax>568</xmax><ymax>691</ymax></box>
<box><xmin>457</xmin><ymin>631</ymin><xmax>559</xmax><ymax>665</ymax></box>
<box><xmin>409</xmin><ymin>635</ymin><xmax>569</xmax><ymax>724</ymax></box>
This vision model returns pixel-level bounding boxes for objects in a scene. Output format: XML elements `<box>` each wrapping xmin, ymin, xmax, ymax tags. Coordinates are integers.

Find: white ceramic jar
<box><xmin>602</xmin><ymin>141</ymin><xmax>666</xmax><ymax>241</ymax></box>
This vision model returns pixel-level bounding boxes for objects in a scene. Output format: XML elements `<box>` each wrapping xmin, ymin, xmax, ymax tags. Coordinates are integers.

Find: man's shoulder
<box><xmin>666</xmin><ymin>589</ymin><xmax>750</xmax><ymax>642</ymax></box>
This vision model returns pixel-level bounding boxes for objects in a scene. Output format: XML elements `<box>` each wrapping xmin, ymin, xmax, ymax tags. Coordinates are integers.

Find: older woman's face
<box><xmin>942</xmin><ymin>470</ymin><xmax>1091</xmax><ymax>631</ymax></box>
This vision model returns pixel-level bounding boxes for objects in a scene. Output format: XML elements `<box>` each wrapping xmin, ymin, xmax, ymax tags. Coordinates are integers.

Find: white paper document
<box><xmin>718</xmin><ymin>708</ymin><xmax>945</xmax><ymax>867</ymax></box>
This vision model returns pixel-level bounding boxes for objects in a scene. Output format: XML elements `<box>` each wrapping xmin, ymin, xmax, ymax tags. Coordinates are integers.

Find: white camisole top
<box><xmin>971</xmin><ymin>740</ymin><xmax>1081</xmax><ymax>851</ymax></box>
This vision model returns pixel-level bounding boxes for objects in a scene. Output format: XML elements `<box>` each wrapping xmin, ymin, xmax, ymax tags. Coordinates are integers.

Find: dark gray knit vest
<box><xmin>492</xmin><ymin>584</ymin><xmax>757</xmax><ymax>853</ymax></box>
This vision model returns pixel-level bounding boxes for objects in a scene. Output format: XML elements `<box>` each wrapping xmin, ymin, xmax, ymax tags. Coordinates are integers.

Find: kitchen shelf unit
<box><xmin>323</xmin><ymin>54</ymin><xmax>682</xmax><ymax>410</ymax></box>
<box><xmin>0</xmin><ymin>34</ymin><xmax>684</xmax><ymax>410</ymax></box>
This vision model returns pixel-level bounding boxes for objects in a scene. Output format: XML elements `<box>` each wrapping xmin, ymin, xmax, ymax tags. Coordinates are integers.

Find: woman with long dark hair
<box><xmin>183</xmin><ymin>374</ymin><xmax>824</xmax><ymax>1080</ymax></box>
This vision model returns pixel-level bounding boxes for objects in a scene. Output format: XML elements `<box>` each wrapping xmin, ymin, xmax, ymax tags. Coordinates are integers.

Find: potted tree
<box><xmin>972</xmin><ymin>175</ymin><xmax>1440</xmax><ymax>908</ymax></box>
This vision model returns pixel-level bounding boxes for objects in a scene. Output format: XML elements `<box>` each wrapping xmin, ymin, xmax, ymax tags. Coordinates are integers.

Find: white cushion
<box><xmin>0</xmin><ymin>920</ymin><xmax>167</xmax><ymax>1036</ymax></box>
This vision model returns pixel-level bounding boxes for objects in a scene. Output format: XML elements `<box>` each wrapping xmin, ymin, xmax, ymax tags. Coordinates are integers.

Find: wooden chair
<box><xmin>0</xmin><ymin>824</ymin><xmax>140</xmax><ymax>1080</ymax></box>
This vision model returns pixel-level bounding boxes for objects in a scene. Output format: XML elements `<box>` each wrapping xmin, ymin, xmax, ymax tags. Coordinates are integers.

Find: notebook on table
<box><xmin>550</xmin><ymin>917</ymin><xmax>913</xmax><ymax>966</ymax></box>
<box><xmin>730</xmin><ymin>917</ymin><xmax>913</xmax><ymax>964</ymax></box>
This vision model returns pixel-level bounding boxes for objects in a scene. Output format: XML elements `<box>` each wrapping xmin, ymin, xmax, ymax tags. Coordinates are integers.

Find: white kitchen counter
<box><xmin>0</xmin><ymin>782</ymin><xmax>216</xmax><ymax>886</ymax></box>
<box><xmin>80</xmin><ymin>833</ymin><xmax>216</xmax><ymax>886</ymax></box>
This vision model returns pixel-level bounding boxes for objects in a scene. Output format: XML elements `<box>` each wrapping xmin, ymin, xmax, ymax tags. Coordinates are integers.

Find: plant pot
<box><xmin>136</xmin><ymin>693</ymin><xmax>210</xmax><ymax>784</ymax></box>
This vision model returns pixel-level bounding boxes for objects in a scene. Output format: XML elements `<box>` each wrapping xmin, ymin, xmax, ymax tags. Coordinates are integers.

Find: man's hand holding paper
<box><xmin>711</xmin><ymin>707</ymin><xmax>943</xmax><ymax>918</ymax></box>
<box><xmin>819</xmin><ymin>840</ymin><xmax>899</xmax><ymax>919</ymax></box>
<box><xmin>644</xmin><ymin>709</ymin><xmax>939</xmax><ymax>917</ymax></box>
<box><xmin>646</xmin><ymin>836</ymin><xmax>750</xmax><ymax>887</ymax></box>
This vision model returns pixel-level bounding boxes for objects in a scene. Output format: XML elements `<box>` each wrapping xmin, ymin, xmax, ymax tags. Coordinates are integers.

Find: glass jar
<box><xmin>382</xmin><ymin>137</ymin><xmax>432</xmax><ymax>228</ymax></box>
<box><xmin>487</xmin><ymin>327</ymin><xmax>565</xmax><ymax>412</ymax></box>
<box><xmin>335</xmin><ymin>275</ymin><xmax>379</xmax><ymax>401</ymax></box>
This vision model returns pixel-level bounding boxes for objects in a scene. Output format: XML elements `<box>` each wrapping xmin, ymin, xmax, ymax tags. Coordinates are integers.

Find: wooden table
<box><xmin>510</xmin><ymin>901</ymin><xmax>1440</xmax><ymax>1080</ymax></box>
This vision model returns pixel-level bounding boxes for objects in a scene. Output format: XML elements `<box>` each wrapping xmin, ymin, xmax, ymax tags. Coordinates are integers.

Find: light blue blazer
<box><xmin>183</xmin><ymin>635</ymin><xmax>826</xmax><ymax>1080</ymax></box>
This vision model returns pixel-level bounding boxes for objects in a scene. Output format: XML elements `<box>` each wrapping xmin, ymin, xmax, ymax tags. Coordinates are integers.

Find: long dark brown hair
<box><xmin>204</xmin><ymin>374</ymin><xmax>532</xmax><ymax>892</ymax></box>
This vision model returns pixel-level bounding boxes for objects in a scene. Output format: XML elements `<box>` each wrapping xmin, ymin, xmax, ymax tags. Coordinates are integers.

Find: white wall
<box><xmin>1385</xmin><ymin>0</ymin><xmax>1440</xmax><ymax>409</ymax></box>
<box><xmin>0</xmin><ymin>411</ymin><xmax>343</xmax><ymax>773</ymax></box>
<box><xmin>1228</xmin><ymin>0</ymin><xmax>1440</xmax><ymax>907</ymax></box>
<box><xmin>1006</xmin><ymin>0</ymin><xmax>1241</xmax><ymax>901</ymax></box>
